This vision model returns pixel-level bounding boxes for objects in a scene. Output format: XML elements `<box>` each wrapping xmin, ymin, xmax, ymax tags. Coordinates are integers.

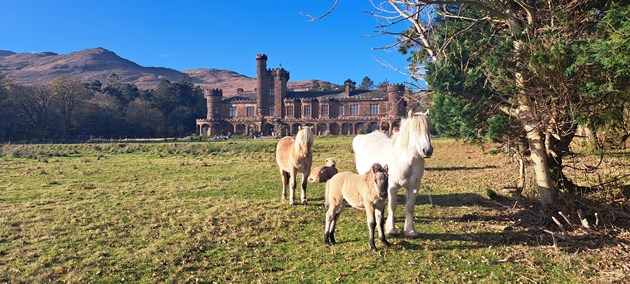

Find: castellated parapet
<box><xmin>386</xmin><ymin>83</ymin><xmax>405</xmax><ymax>92</ymax></box>
<box><xmin>204</xmin><ymin>88</ymin><xmax>223</xmax><ymax>97</ymax></box>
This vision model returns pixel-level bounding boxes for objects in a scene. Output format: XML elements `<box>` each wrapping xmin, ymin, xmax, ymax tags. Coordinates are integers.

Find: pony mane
<box><xmin>392</xmin><ymin>113</ymin><xmax>430</xmax><ymax>150</ymax></box>
<box><xmin>294</xmin><ymin>127</ymin><xmax>314</xmax><ymax>154</ymax></box>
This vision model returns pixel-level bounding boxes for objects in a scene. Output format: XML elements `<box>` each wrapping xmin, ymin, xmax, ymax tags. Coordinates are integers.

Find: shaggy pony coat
<box><xmin>352</xmin><ymin>110</ymin><xmax>433</xmax><ymax>238</ymax></box>
<box><xmin>324</xmin><ymin>163</ymin><xmax>390</xmax><ymax>251</ymax></box>
<box><xmin>275</xmin><ymin>127</ymin><xmax>315</xmax><ymax>205</ymax></box>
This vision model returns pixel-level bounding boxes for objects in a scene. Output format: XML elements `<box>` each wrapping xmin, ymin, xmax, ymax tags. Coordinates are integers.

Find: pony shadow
<box><xmin>425</xmin><ymin>165</ymin><xmax>498</xmax><ymax>171</ymax></box>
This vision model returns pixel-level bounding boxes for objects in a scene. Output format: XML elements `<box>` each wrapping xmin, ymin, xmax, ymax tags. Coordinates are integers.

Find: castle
<box><xmin>196</xmin><ymin>54</ymin><xmax>408</xmax><ymax>137</ymax></box>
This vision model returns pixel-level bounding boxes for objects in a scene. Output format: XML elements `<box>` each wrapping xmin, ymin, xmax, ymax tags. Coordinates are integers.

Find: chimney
<box><xmin>344</xmin><ymin>82</ymin><xmax>354</xmax><ymax>96</ymax></box>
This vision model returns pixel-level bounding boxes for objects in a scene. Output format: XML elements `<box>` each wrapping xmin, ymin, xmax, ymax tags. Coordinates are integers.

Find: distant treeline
<box><xmin>0</xmin><ymin>73</ymin><xmax>206</xmax><ymax>142</ymax></box>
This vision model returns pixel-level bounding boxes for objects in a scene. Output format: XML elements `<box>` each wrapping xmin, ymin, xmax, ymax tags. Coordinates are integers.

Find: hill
<box><xmin>0</xmin><ymin>48</ymin><xmax>325</xmax><ymax>95</ymax></box>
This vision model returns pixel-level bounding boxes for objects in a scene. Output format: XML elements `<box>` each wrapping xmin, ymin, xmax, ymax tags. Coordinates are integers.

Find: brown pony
<box><xmin>308</xmin><ymin>158</ymin><xmax>338</xmax><ymax>183</ymax></box>
<box><xmin>275</xmin><ymin>126</ymin><xmax>315</xmax><ymax>205</ymax></box>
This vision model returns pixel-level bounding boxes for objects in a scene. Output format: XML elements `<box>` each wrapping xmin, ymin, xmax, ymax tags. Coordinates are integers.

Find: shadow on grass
<box><xmin>390</xmin><ymin>193</ymin><xmax>630</xmax><ymax>252</ymax></box>
<box><xmin>395</xmin><ymin>193</ymin><xmax>502</xmax><ymax>208</ymax></box>
<box><xmin>425</xmin><ymin>165</ymin><xmax>498</xmax><ymax>171</ymax></box>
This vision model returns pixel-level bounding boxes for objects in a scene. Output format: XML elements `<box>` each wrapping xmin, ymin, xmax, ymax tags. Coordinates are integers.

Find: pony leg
<box><xmin>288</xmin><ymin>169</ymin><xmax>297</xmax><ymax>205</ymax></box>
<box><xmin>376</xmin><ymin>207</ymin><xmax>390</xmax><ymax>247</ymax></box>
<box><xmin>329</xmin><ymin>211</ymin><xmax>340</xmax><ymax>245</ymax></box>
<box><xmin>385</xmin><ymin>185</ymin><xmax>399</xmax><ymax>237</ymax></box>
<box><xmin>365</xmin><ymin>204</ymin><xmax>377</xmax><ymax>251</ymax></box>
<box><xmin>280</xmin><ymin>170</ymin><xmax>289</xmax><ymax>201</ymax></box>
<box><xmin>403</xmin><ymin>186</ymin><xmax>420</xmax><ymax>238</ymax></box>
<box><xmin>300</xmin><ymin>171</ymin><xmax>308</xmax><ymax>205</ymax></box>
<box><xmin>324</xmin><ymin>207</ymin><xmax>334</xmax><ymax>245</ymax></box>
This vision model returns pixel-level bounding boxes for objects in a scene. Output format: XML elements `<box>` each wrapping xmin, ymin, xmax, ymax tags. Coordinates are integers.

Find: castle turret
<box><xmin>256</xmin><ymin>54</ymin><xmax>268</xmax><ymax>117</ymax></box>
<box><xmin>387</xmin><ymin>84</ymin><xmax>406</xmax><ymax>117</ymax></box>
<box><xmin>204</xmin><ymin>88</ymin><xmax>223</xmax><ymax>120</ymax></box>
<box><xmin>273</xmin><ymin>68</ymin><xmax>290</xmax><ymax>118</ymax></box>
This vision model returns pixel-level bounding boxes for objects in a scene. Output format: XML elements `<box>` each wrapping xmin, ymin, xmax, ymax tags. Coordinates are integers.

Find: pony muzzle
<box><xmin>422</xmin><ymin>146</ymin><xmax>433</xmax><ymax>158</ymax></box>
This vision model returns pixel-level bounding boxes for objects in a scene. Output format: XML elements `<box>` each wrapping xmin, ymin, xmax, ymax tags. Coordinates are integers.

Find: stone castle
<box><xmin>196</xmin><ymin>54</ymin><xmax>408</xmax><ymax>137</ymax></box>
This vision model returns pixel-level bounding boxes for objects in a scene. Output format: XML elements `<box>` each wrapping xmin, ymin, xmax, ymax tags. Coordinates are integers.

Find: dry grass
<box><xmin>0</xmin><ymin>137</ymin><xmax>628</xmax><ymax>283</ymax></box>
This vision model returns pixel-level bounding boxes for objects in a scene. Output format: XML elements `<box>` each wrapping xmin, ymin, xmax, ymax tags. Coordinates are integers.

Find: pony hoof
<box><xmin>302</xmin><ymin>200</ymin><xmax>308</xmax><ymax>205</ymax></box>
<box><xmin>387</xmin><ymin>230</ymin><xmax>399</xmax><ymax>238</ymax></box>
<box><xmin>405</xmin><ymin>230</ymin><xmax>420</xmax><ymax>239</ymax></box>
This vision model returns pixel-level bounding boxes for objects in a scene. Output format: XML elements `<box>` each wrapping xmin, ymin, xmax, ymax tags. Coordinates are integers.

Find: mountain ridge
<box><xmin>0</xmin><ymin>47</ymin><xmax>321</xmax><ymax>95</ymax></box>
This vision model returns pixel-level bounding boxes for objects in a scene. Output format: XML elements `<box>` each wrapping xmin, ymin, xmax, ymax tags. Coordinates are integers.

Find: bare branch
<box><xmin>301</xmin><ymin>0</ymin><xmax>339</xmax><ymax>22</ymax></box>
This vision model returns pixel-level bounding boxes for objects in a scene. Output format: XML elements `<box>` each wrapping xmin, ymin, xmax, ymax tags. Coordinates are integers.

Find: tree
<box><xmin>360</xmin><ymin>0</ymin><xmax>629</xmax><ymax>206</ymax></box>
<box><xmin>125</xmin><ymin>98</ymin><xmax>164</xmax><ymax>137</ymax></box>
<box><xmin>9</xmin><ymin>84</ymin><xmax>53</xmax><ymax>139</ymax></box>
<box><xmin>308</xmin><ymin>0</ymin><xmax>626</xmax><ymax>206</ymax></box>
<box><xmin>360</xmin><ymin>76</ymin><xmax>374</xmax><ymax>89</ymax></box>
<box><xmin>49</xmin><ymin>77</ymin><xmax>89</xmax><ymax>136</ymax></box>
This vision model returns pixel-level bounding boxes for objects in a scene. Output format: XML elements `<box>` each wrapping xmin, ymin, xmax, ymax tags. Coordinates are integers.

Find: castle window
<box><xmin>269</xmin><ymin>106</ymin><xmax>275</xmax><ymax>116</ymax></box>
<box><xmin>338</xmin><ymin>105</ymin><xmax>344</xmax><ymax>116</ymax></box>
<box><xmin>269</xmin><ymin>89</ymin><xmax>274</xmax><ymax>96</ymax></box>
<box><xmin>304</xmin><ymin>105</ymin><xmax>311</xmax><ymax>116</ymax></box>
<box><xmin>229</xmin><ymin>107</ymin><xmax>236</xmax><ymax>117</ymax></box>
<box><xmin>321</xmin><ymin>105</ymin><xmax>329</xmax><ymax>116</ymax></box>
<box><xmin>370</xmin><ymin>104</ymin><xmax>379</xmax><ymax>115</ymax></box>
<box><xmin>350</xmin><ymin>104</ymin><xmax>359</xmax><ymax>115</ymax></box>
<box><xmin>286</xmin><ymin>105</ymin><xmax>294</xmax><ymax>116</ymax></box>
<box><xmin>246</xmin><ymin>106</ymin><xmax>255</xmax><ymax>117</ymax></box>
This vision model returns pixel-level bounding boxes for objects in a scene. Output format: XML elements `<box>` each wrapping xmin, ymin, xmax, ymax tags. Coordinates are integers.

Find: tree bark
<box><xmin>513</xmin><ymin>39</ymin><xmax>557</xmax><ymax>205</ymax></box>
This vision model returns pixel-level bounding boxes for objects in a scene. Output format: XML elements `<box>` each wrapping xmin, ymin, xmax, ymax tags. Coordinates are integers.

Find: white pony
<box><xmin>353</xmin><ymin>110</ymin><xmax>433</xmax><ymax>238</ymax></box>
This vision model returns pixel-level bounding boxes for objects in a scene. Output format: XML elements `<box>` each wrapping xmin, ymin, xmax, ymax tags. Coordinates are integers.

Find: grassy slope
<box><xmin>0</xmin><ymin>138</ymin><xmax>626</xmax><ymax>283</ymax></box>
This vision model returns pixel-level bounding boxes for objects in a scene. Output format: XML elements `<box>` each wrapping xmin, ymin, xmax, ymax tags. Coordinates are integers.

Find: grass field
<box><xmin>0</xmin><ymin>137</ymin><xmax>628</xmax><ymax>283</ymax></box>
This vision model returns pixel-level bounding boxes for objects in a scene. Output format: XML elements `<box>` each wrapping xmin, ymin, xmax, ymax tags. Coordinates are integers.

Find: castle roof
<box><xmin>223</xmin><ymin>89</ymin><xmax>388</xmax><ymax>103</ymax></box>
<box><xmin>286</xmin><ymin>89</ymin><xmax>388</xmax><ymax>101</ymax></box>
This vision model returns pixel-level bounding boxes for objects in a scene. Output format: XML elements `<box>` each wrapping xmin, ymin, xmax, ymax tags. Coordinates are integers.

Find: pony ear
<box><xmin>383</xmin><ymin>164</ymin><xmax>388</xmax><ymax>173</ymax></box>
<box><xmin>298</xmin><ymin>125</ymin><xmax>302</xmax><ymax>130</ymax></box>
<box><xmin>423</xmin><ymin>109</ymin><xmax>430</xmax><ymax>116</ymax></box>
<box><xmin>371</xmin><ymin>163</ymin><xmax>382</xmax><ymax>173</ymax></box>
<box><xmin>408</xmin><ymin>109</ymin><xmax>414</xmax><ymax>118</ymax></box>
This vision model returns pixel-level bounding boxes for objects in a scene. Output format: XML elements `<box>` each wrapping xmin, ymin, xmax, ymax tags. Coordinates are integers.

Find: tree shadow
<box><xmin>391</xmin><ymin>193</ymin><xmax>630</xmax><ymax>252</ymax></box>
<box><xmin>425</xmin><ymin>165</ymin><xmax>498</xmax><ymax>171</ymax></box>
<box><xmin>395</xmin><ymin>193</ymin><xmax>503</xmax><ymax>208</ymax></box>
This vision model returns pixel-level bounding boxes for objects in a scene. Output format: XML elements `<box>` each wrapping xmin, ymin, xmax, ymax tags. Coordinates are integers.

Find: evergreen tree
<box><xmin>359</xmin><ymin>76</ymin><xmax>374</xmax><ymax>89</ymax></box>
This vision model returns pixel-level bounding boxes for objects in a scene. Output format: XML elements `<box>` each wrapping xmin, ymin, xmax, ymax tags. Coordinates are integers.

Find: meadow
<box><xmin>0</xmin><ymin>137</ymin><xmax>627</xmax><ymax>283</ymax></box>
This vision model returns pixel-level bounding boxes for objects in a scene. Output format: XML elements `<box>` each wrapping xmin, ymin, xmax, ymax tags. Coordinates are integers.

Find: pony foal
<box><xmin>275</xmin><ymin>126</ymin><xmax>315</xmax><ymax>205</ymax></box>
<box><xmin>324</xmin><ymin>163</ymin><xmax>390</xmax><ymax>251</ymax></box>
<box><xmin>308</xmin><ymin>158</ymin><xmax>338</xmax><ymax>183</ymax></box>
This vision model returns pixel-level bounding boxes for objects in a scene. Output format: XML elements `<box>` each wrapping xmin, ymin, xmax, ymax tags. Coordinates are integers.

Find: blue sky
<box><xmin>1</xmin><ymin>1</ymin><xmax>418</xmax><ymax>87</ymax></box>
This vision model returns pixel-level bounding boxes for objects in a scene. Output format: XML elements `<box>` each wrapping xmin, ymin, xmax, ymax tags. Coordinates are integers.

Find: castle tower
<box><xmin>273</xmin><ymin>68</ymin><xmax>290</xmax><ymax>118</ymax></box>
<box><xmin>387</xmin><ymin>84</ymin><xmax>406</xmax><ymax>118</ymax></box>
<box><xmin>256</xmin><ymin>54</ymin><xmax>268</xmax><ymax>117</ymax></box>
<box><xmin>204</xmin><ymin>88</ymin><xmax>223</xmax><ymax>120</ymax></box>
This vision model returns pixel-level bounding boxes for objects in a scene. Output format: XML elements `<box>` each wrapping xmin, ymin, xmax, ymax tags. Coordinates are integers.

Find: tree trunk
<box><xmin>517</xmin><ymin>102</ymin><xmax>557</xmax><ymax>205</ymax></box>
<box><xmin>513</xmin><ymin>40</ymin><xmax>557</xmax><ymax>206</ymax></box>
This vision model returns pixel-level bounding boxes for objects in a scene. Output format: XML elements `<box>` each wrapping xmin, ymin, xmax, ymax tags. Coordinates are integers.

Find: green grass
<box><xmin>0</xmin><ymin>137</ymin><xmax>627</xmax><ymax>283</ymax></box>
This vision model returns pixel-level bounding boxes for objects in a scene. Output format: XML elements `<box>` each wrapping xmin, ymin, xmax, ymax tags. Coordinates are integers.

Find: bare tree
<box><xmin>49</xmin><ymin>77</ymin><xmax>89</xmax><ymax>136</ymax></box>
<box><xmin>10</xmin><ymin>84</ymin><xmax>52</xmax><ymax>138</ymax></box>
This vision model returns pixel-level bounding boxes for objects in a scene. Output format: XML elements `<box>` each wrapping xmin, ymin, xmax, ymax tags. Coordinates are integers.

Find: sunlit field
<box><xmin>1</xmin><ymin>137</ymin><xmax>627</xmax><ymax>283</ymax></box>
